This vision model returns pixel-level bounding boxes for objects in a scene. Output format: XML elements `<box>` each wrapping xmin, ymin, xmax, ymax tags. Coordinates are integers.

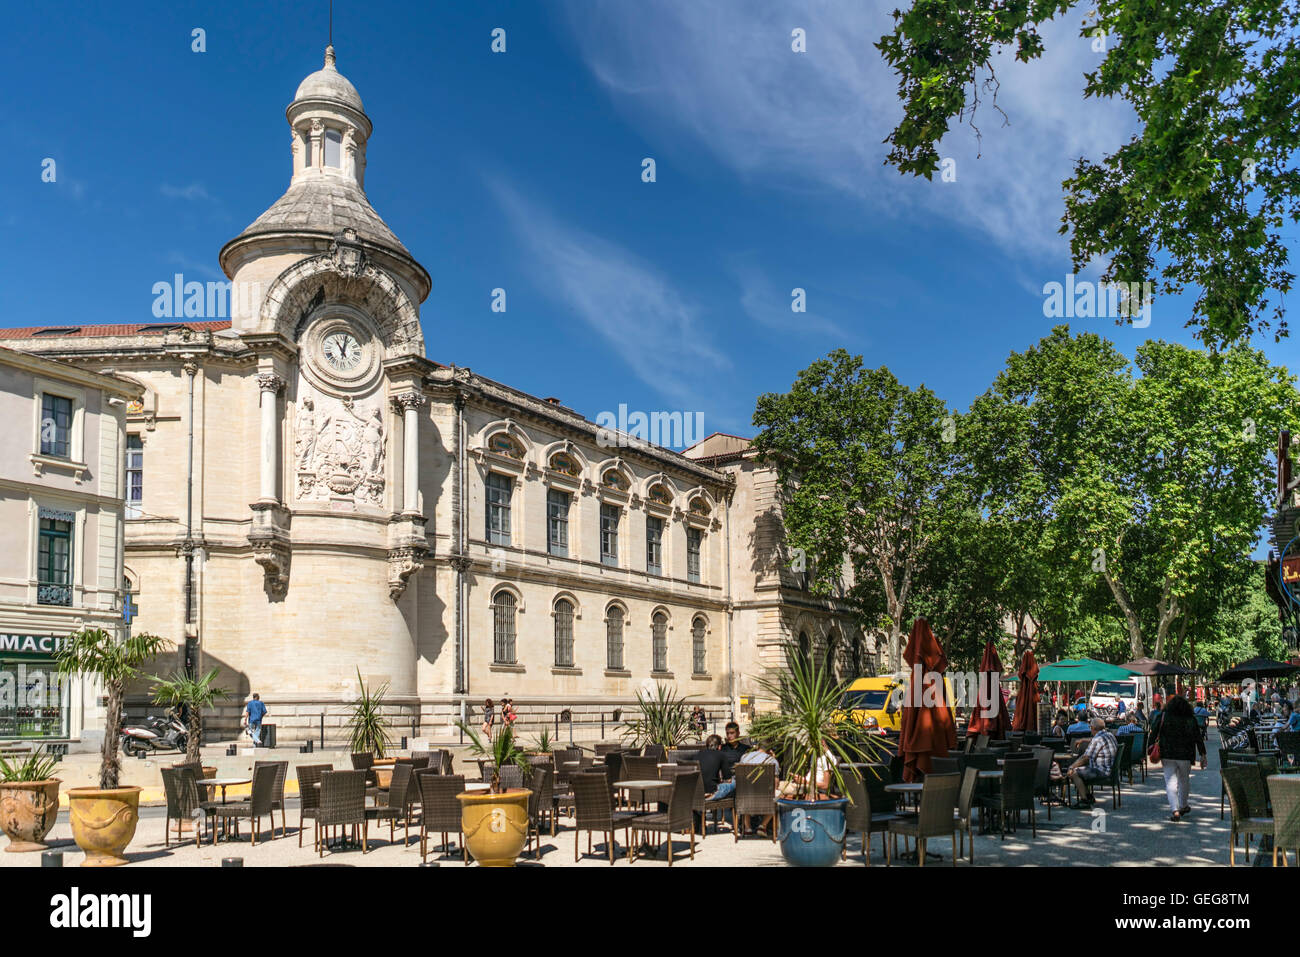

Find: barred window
<box><xmin>485</xmin><ymin>473</ymin><xmax>512</xmax><ymax>546</ymax></box>
<box><xmin>492</xmin><ymin>591</ymin><xmax>517</xmax><ymax>664</ymax></box>
<box><xmin>652</xmin><ymin>612</ymin><xmax>668</xmax><ymax>673</ymax></box>
<box><xmin>606</xmin><ymin>606</ymin><xmax>625</xmax><ymax>670</ymax></box>
<box><xmin>686</xmin><ymin>527</ymin><xmax>702</xmax><ymax>583</ymax></box>
<box><xmin>692</xmin><ymin>617</ymin><xmax>707</xmax><ymax>674</ymax></box>
<box><xmin>554</xmin><ymin>599</ymin><xmax>575</xmax><ymax>667</ymax></box>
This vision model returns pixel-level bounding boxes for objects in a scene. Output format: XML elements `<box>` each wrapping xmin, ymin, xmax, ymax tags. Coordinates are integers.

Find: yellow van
<box><xmin>837</xmin><ymin>674</ymin><xmax>959</xmax><ymax>732</ymax></box>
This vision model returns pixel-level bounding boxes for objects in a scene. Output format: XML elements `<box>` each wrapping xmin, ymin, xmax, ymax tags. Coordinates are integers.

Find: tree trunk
<box><xmin>100</xmin><ymin>680</ymin><xmax>123</xmax><ymax>790</ymax></box>
<box><xmin>1102</xmin><ymin>567</ymin><xmax>1145</xmax><ymax>658</ymax></box>
<box><xmin>187</xmin><ymin>707</ymin><xmax>202</xmax><ymax>764</ymax></box>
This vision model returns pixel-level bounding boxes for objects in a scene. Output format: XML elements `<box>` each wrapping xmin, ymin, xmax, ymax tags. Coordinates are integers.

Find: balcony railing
<box><xmin>37</xmin><ymin>584</ymin><xmax>71</xmax><ymax>606</ymax></box>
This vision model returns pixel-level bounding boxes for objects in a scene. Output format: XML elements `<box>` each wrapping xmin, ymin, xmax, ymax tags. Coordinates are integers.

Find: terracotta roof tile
<box><xmin>0</xmin><ymin>321</ymin><xmax>233</xmax><ymax>340</ymax></box>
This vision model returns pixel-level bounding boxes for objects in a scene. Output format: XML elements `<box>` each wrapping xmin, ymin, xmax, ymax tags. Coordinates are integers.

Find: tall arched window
<box><xmin>492</xmin><ymin>591</ymin><xmax>517</xmax><ymax>664</ymax></box>
<box><xmin>692</xmin><ymin>616</ymin><xmax>707</xmax><ymax>675</ymax></box>
<box><xmin>797</xmin><ymin>631</ymin><xmax>811</xmax><ymax>669</ymax></box>
<box><xmin>652</xmin><ymin>612</ymin><xmax>669</xmax><ymax>673</ymax></box>
<box><xmin>606</xmin><ymin>605</ymin><xmax>625</xmax><ymax>670</ymax></box>
<box><xmin>554</xmin><ymin>599</ymin><xmax>575</xmax><ymax>667</ymax></box>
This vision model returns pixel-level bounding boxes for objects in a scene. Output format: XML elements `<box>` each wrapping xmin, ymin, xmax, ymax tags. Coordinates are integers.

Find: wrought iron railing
<box><xmin>37</xmin><ymin>583</ymin><xmax>71</xmax><ymax>606</ymax></box>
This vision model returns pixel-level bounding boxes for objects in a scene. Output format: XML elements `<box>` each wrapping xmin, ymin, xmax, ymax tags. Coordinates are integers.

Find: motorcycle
<box><xmin>121</xmin><ymin>710</ymin><xmax>188</xmax><ymax>757</ymax></box>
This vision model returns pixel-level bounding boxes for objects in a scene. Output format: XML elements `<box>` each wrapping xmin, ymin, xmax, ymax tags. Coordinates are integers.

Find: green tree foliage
<box><xmin>877</xmin><ymin>0</ymin><xmax>1300</xmax><ymax>344</ymax></box>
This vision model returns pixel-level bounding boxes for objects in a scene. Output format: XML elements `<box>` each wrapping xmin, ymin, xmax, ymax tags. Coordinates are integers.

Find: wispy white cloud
<box><xmin>731</xmin><ymin>260</ymin><xmax>849</xmax><ymax>339</ymax></box>
<box><xmin>160</xmin><ymin>183</ymin><xmax>215</xmax><ymax>202</ymax></box>
<box><xmin>563</xmin><ymin>0</ymin><xmax>1134</xmax><ymax>262</ymax></box>
<box><xmin>488</xmin><ymin>180</ymin><xmax>730</xmax><ymax>411</ymax></box>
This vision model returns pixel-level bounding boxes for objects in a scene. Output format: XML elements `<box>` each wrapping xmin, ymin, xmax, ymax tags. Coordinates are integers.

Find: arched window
<box><xmin>324</xmin><ymin>128</ymin><xmax>343</xmax><ymax>167</ymax></box>
<box><xmin>692</xmin><ymin>617</ymin><xmax>707</xmax><ymax>675</ymax></box>
<box><xmin>492</xmin><ymin>591</ymin><xmax>517</xmax><ymax>664</ymax></box>
<box><xmin>797</xmin><ymin>631</ymin><xmax>811</xmax><ymax>669</ymax></box>
<box><xmin>652</xmin><ymin>612</ymin><xmax>669</xmax><ymax>673</ymax></box>
<box><xmin>606</xmin><ymin>606</ymin><xmax>625</xmax><ymax>670</ymax></box>
<box><xmin>554</xmin><ymin>599</ymin><xmax>575</xmax><ymax>667</ymax></box>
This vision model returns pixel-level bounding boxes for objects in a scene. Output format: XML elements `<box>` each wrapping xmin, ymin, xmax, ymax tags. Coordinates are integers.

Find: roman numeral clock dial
<box><xmin>322</xmin><ymin>332</ymin><xmax>362</xmax><ymax>372</ymax></box>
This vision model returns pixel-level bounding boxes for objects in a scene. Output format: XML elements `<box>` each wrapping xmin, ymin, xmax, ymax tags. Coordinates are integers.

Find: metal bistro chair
<box><xmin>295</xmin><ymin>764</ymin><xmax>332</xmax><ymax>847</ymax></box>
<box><xmin>316</xmin><ymin>769</ymin><xmax>368</xmax><ymax>857</ymax></box>
<box><xmin>1223</xmin><ymin>765</ymin><xmax>1273</xmax><ymax>866</ymax></box>
<box><xmin>418</xmin><ymin>773</ymin><xmax>467</xmax><ymax>863</ymax></box>
<box><xmin>252</xmin><ymin>759</ymin><xmax>289</xmax><ymax>838</ymax></box>
<box><xmin>628</xmin><ymin>770</ymin><xmax>698</xmax><ymax>865</ymax></box>
<box><xmin>572</xmin><ymin>770</ymin><xmax>640</xmax><ymax>864</ymax></box>
<box><xmin>1268</xmin><ymin>774</ymin><xmax>1300</xmax><ymax>867</ymax></box>
<box><xmin>208</xmin><ymin>763</ymin><xmax>278</xmax><ymax>846</ymax></box>
<box><xmin>886</xmin><ymin>772</ymin><xmax>961</xmax><ymax>867</ymax></box>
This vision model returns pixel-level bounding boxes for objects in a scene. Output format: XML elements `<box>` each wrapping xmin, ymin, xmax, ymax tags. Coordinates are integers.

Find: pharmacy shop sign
<box><xmin>0</xmin><ymin>634</ymin><xmax>67</xmax><ymax>660</ymax></box>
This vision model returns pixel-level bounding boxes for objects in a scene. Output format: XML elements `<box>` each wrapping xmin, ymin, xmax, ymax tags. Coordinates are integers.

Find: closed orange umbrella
<box><xmin>1012</xmin><ymin>649</ymin><xmax>1040</xmax><ymax>732</ymax></box>
<box><xmin>967</xmin><ymin>639</ymin><xmax>1010</xmax><ymax>740</ymax></box>
<box><xmin>899</xmin><ymin>618</ymin><xmax>957</xmax><ymax>782</ymax></box>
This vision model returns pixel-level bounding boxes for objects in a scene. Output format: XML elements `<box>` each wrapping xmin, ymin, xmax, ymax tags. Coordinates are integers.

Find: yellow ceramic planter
<box><xmin>458</xmin><ymin>789</ymin><xmax>531</xmax><ymax>867</ymax></box>
<box><xmin>67</xmin><ymin>786</ymin><xmax>141</xmax><ymax>867</ymax></box>
<box><xmin>0</xmin><ymin>779</ymin><xmax>61</xmax><ymax>852</ymax></box>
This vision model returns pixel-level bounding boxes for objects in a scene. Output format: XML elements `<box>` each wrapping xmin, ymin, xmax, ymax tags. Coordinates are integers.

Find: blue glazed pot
<box><xmin>775</xmin><ymin>798</ymin><xmax>847</xmax><ymax>867</ymax></box>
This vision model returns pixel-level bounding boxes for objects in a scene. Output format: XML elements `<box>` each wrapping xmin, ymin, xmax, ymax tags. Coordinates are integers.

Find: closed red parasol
<box><xmin>1011</xmin><ymin>649</ymin><xmax>1040</xmax><ymax>732</ymax></box>
<box><xmin>900</xmin><ymin>618</ymin><xmax>958</xmax><ymax>782</ymax></box>
<box><xmin>967</xmin><ymin>639</ymin><xmax>1010</xmax><ymax>740</ymax></box>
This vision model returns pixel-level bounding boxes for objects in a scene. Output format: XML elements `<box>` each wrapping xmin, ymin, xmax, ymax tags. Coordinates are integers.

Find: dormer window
<box><xmin>324</xmin><ymin>128</ymin><xmax>342</xmax><ymax>168</ymax></box>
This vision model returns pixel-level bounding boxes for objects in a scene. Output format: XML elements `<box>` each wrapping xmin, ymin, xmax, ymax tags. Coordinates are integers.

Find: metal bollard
<box><xmin>41</xmin><ymin>850</ymin><xmax>62</xmax><ymax>867</ymax></box>
<box><xmin>221</xmin><ymin>858</ymin><xmax>243</xmax><ymax>867</ymax></box>
<box><xmin>320</xmin><ymin>712</ymin><xmax>325</xmax><ymax>750</ymax></box>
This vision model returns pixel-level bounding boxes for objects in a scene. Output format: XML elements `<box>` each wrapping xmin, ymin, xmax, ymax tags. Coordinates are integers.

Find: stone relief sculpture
<box><xmin>294</xmin><ymin>384</ymin><xmax>386</xmax><ymax>505</ymax></box>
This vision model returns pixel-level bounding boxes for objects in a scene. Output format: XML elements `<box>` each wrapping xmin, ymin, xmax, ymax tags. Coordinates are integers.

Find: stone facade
<box><xmin>3</xmin><ymin>47</ymin><xmax>871</xmax><ymax>744</ymax></box>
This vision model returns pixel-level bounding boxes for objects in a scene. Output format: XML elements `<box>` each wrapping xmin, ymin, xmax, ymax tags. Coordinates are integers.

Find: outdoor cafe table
<box><xmin>198</xmin><ymin>778</ymin><xmax>249</xmax><ymax>803</ymax></box>
<box><xmin>615</xmin><ymin>779</ymin><xmax>670</xmax><ymax>809</ymax></box>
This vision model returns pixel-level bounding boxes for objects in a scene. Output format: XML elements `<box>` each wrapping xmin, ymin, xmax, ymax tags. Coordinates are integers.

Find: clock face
<box><xmin>322</xmin><ymin>332</ymin><xmax>362</xmax><ymax>372</ymax></box>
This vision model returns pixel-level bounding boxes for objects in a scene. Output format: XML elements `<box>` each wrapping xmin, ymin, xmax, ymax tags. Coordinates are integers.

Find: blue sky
<box><xmin>3</xmin><ymin>0</ymin><xmax>1298</xmax><ymax>448</ymax></box>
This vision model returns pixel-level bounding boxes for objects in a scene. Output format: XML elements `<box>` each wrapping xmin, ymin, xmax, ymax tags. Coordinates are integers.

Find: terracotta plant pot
<box><xmin>457</xmin><ymin>789</ymin><xmax>531</xmax><ymax>867</ymax></box>
<box><xmin>0</xmin><ymin>779</ymin><xmax>62</xmax><ymax>852</ymax></box>
<box><xmin>67</xmin><ymin>786</ymin><xmax>141</xmax><ymax>867</ymax></box>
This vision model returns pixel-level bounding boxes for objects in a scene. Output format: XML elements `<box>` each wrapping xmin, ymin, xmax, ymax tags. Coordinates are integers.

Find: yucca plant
<box><xmin>619</xmin><ymin>683</ymin><xmax>696</xmax><ymax>749</ymax></box>
<box><xmin>0</xmin><ymin>747</ymin><xmax>61</xmax><ymax>783</ymax></box>
<box><xmin>55</xmin><ymin>627</ymin><xmax>171</xmax><ymax>789</ymax></box>
<box><xmin>531</xmin><ymin>727</ymin><xmax>553</xmax><ymax>754</ymax></box>
<box><xmin>749</xmin><ymin>644</ymin><xmax>889</xmax><ymax>802</ymax></box>
<box><xmin>458</xmin><ymin>721</ymin><xmax>530</xmax><ymax>794</ymax></box>
<box><xmin>346</xmin><ymin>668</ymin><xmax>391</xmax><ymax>757</ymax></box>
<box><xmin>150</xmin><ymin>668</ymin><xmax>231</xmax><ymax>764</ymax></box>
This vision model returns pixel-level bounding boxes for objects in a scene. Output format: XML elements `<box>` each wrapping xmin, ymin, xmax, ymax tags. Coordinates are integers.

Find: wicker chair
<box><xmin>930</xmin><ymin>757</ymin><xmax>960</xmax><ymax>775</ymax></box>
<box><xmin>571</xmin><ymin>770</ymin><xmax>639</xmax><ymax>863</ymax></box>
<box><xmin>252</xmin><ymin>759</ymin><xmax>289</xmax><ymax>838</ymax></box>
<box><xmin>1268</xmin><ymin>773</ymin><xmax>1300</xmax><ymax>867</ymax></box>
<box><xmin>316</xmin><ymin>769</ymin><xmax>368</xmax><ymax>857</ymax></box>
<box><xmin>295</xmin><ymin>764</ymin><xmax>331</xmax><ymax>847</ymax></box>
<box><xmin>1275</xmin><ymin>731</ymin><xmax>1300</xmax><ymax>769</ymax></box>
<box><xmin>1223</xmin><ymin>765</ymin><xmax>1273</xmax><ymax>866</ymax></box>
<box><xmin>1226</xmin><ymin>755</ymin><xmax>1271</xmax><ymax>817</ymax></box>
<box><xmin>953</xmin><ymin>766</ymin><xmax>979</xmax><ymax>863</ymax></box>
<box><xmin>350</xmin><ymin>752</ymin><xmax>379</xmax><ymax>792</ymax></box>
<box><xmin>1121</xmin><ymin>730</ymin><xmax>1146</xmax><ymax>783</ymax></box>
<box><xmin>369</xmin><ymin>762</ymin><xmax>417</xmax><ymax>846</ymax></box>
<box><xmin>418</xmin><ymin>773</ymin><xmax>467</xmax><ymax>863</ymax></box>
<box><xmin>886</xmin><ymin>772</ymin><xmax>961</xmax><ymax>866</ymax></box>
<box><xmin>160</xmin><ymin>766</ymin><xmax>210</xmax><ymax>848</ymax></box>
<box><xmin>525</xmin><ymin>766</ymin><xmax>555</xmax><ymax>853</ymax></box>
<box><xmin>840</xmin><ymin>764</ymin><xmax>899</xmax><ymax>864</ymax></box>
<box><xmin>628</xmin><ymin>770</ymin><xmax>698</xmax><ymax>865</ymax></box>
<box><xmin>980</xmin><ymin>757</ymin><xmax>1037</xmax><ymax>839</ymax></box>
<box><xmin>643</xmin><ymin>743</ymin><xmax>667</xmax><ymax>762</ymax></box>
<box><xmin>208</xmin><ymin>763</ymin><xmax>278</xmax><ymax>846</ymax></box>
<box><xmin>733</xmin><ymin>762</ymin><xmax>779</xmax><ymax>842</ymax></box>
<box><xmin>498</xmin><ymin>764</ymin><xmax>525</xmax><ymax>791</ymax></box>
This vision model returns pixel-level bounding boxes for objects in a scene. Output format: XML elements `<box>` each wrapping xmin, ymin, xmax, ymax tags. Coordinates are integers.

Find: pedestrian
<box><xmin>502</xmin><ymin>697</ymin><xmax>517</xmax><ymax>727</ymax></box>
<box><xmin>1149</xmin><ymin>695</ymin><xmax>1206</xmax><ymax>822</ymax></box>
<box><xmin>243</xmin><ymin>693</ymin><xmax>267</xmax><ymax>747</ymax></box>
<box><xmin>481</xmin><ymin>698</ymin><xmax>495</xmax><ymax>741</ymax></box>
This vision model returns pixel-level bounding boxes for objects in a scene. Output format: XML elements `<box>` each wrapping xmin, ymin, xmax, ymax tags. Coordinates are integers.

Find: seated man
<box><xmin>694</xmin><ymin>734</ymin><xmax>730</xmax><ymax>797</ymax></box>
<box><xmin>720</xmin><ymin>721</ymin><xmax>751</xmax><ymax>775</ymax></box>
<box><xmin>1064</xmin><ymin>718</ymin><xmax>1117</xmax><ymax>808</ymax></box>
<box><xmin>1067</xmin><ymin>712</ymin><xmax>1092</xmax><ymax>751</ymax></box>
<box><xmin>1286</xmin><ymin>700</ymin><xmax>1300</xmax><ymax>733</ymax></box>
<box><xmin>1114</xmin><ymin>714</ymin><xmax>1140</xmax><ymax>735</ymax></box>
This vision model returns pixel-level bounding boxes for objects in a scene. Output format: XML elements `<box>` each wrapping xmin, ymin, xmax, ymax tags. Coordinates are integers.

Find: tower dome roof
<box><xmin>293</xmin><ymin>45</ymin><xmax>363</xmax><ymax>112</ymax></box>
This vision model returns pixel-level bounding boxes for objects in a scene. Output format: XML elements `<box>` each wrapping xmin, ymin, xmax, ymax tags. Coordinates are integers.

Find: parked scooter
<box><xmin>121</xmin><ymin>709</ymin><xmax>188</xmax><ymax>757</ymax></box>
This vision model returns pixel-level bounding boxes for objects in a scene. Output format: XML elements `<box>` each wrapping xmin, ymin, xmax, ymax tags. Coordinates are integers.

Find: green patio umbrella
<box><xmin>1035</xmin><ymin>658</ymin><xmax>1140</xmax><ymax>682</ymax></box>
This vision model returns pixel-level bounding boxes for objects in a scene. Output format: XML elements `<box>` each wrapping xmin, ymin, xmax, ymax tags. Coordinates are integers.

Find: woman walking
<box><xmin>1150</xmin><ymin>695</ymin><xmax>1207</xmax><ymax>822</ymax></box>
<box><xmin>481</xmin><ymin>698</ymin><xmax>496</xmax><ymax>741</ymax></box>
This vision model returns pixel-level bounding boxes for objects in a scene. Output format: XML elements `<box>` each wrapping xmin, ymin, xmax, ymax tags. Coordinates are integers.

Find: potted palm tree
<box><xmin>0</xmin><ymin>747</ymin><xmax>62</xmax><ymax>852</ymax></box>
<box><xmin>749</xmin><ymin>645</ymin><xmax>888</xmax><ymax>867</ymax></box>
<box><xmin>55</xmin><ymin>627</ymin><xmax>169</xmax><ymax>866</ymax></box>
<box><xmin>346</xmin><ymin>667</ymin><xmax>391</xmax><ymax>757</ymax></box>
<box><xmin>619</xmin><ymin>683</ymin><xmax>696</xmax><ymax>750</ymax></box>
<box><xmin>151</xmin><ymin>667</ymin><xmax>230</xmax><ymax>780</ymax></box>
<box><xmin>455</xmin><ymin>721</ymin><xmax>532</xmax><ymax>866</ymax></box>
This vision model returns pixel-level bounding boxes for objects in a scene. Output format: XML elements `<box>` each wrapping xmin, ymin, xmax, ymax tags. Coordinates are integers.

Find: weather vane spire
<box><xmin>329</xmin><ymin>0</ymin><xmax>333</xmax><ymax>47</ymax></box>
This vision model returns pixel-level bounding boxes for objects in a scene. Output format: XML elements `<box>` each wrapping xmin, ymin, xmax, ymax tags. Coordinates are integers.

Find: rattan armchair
<box><xmin>418</xmin><ymin>773</ymin><xmax>467</xmax><ymax>863</ymax></box>
<box><xmin>208</xmin><ymin>763</ymin><xmax>278</xmax><ymax>846</ymax></box>
<box><xmin>1223</xmin><ymin>765</ymin><xmax>1273</xmax><ymax>866</ymax></box>
<box><xmin>886</xmin><ymin>772</ymin><xmax>961</xmax><ymax>866</ymax></box>
<box><xmin>628</xmin><ymin>770</ymin><xmax>697</xmax><ymax>865</ymax></box>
